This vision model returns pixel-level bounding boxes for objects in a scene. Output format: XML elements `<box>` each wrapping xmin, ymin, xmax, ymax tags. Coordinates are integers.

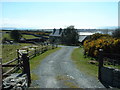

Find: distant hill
<box><xmin>0</xmin><ymin>27</ymin><xmax>53</xmax><ymax>31</ymax></box>
<box><xmin>1</xmin><ymin>26</ymin><xmax>119</xmax><ymax>31</ymax></box>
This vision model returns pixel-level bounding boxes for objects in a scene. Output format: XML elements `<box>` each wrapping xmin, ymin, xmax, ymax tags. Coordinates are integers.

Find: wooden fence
<box><xmin>98</xmin><ymin>51</ymin><xmax>120</xmax><ymax>88</ymax></box>
<box><xmin>1</xmin><ymin>43</ymin><xmax>57</xmax><ymax>89</ymax></box>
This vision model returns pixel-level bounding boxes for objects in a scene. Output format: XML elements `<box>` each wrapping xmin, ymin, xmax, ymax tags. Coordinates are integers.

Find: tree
<box><xmin>112</xmin><ymin>28</ymin><xmax>120</xmax><ymax>38</ymax></box>
<box><xmin>61</xmin><ymin>25</ymin><xmax>79</xmax><ymax>45</ymax></box>
<box><xmin>10</xmin><ymin>30</ymin><xmax>22</xmax><ymax>42</ymax></box>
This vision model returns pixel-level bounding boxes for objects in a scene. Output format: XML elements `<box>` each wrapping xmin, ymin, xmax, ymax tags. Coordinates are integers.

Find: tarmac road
<box><xmin>31</xmin><ymin>46</ymin><xmax>105</xmax><ymax>88</ymax></box>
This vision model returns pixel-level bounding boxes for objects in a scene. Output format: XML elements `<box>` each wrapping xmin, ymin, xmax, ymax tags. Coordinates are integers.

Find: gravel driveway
<box><xmin>31</xmin><ymin>46</ymin><xmax>105</xmax><ymax>88</ymax></box>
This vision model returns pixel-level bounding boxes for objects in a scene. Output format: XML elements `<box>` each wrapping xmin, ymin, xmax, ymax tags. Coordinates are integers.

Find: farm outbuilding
<box><xmin>49</xmin><ymin>29</ymin><xmax>64</xmax><ymax>44</ymax></box>
<box><xmin>78</xmin><ymin>32</ymin><xmax>95</xmax><ymax>44</ymax></box>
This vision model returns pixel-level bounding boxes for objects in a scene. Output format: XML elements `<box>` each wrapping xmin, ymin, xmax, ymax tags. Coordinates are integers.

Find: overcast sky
<box><xmin>0</xmin><ymin>1</ymin><xmax>119</xmax><ymax>29</ymax></box>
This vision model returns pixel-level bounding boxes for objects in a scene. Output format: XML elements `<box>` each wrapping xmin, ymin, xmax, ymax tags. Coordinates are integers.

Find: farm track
<box><xmin>31</xmin><ymin>46</ymin><xmax>105</xmax><ymax>88</ymax></box>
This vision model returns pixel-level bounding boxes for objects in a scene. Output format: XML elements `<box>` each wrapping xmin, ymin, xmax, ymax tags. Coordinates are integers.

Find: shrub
<box><xmin>10</xmin><ymin>30</ymin><xmax>22</xmax><ymax>42</ymax></box>
<box><xmin>83</xmin><ymin>33</ymin><xmax>120</xmax><ymax>58</ymax></box>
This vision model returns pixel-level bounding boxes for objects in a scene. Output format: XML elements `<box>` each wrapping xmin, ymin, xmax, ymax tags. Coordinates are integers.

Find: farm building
<box><xmin>49</xmin><ymin>29</ymin><xmax>63</xmax><ymax>44</ymax></box>
<box><xmin>78</xmin><ymin>32</ymin><xmax>95</xmax><ymax>44</ymax></box>
<box><xmin>50</xmin><ymin>28</ymin><xmax>98</xmax><ymax>44</ymax></box>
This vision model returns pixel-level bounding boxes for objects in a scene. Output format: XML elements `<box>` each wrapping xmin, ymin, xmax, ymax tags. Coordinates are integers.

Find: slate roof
<box><xmin>78</xmin><ymin>36</ymin><xmax>87</xmax><ymax>42</ymax></box>
<box><xmin>78</xmin><ymin>32</ymin><xmax>95</xmax><ymax>42</ymax></box>
<box><xmin>50</xmin><ymin>29</ymin><xmax>63</xmax><ymax>37</ymax></box>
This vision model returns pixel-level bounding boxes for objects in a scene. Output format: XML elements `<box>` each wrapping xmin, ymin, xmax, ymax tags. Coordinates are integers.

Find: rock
<box><xmin>88</xmin><ymin>60</ymin><xmax>97</xmax><ymax>65</ymax></box>
<box><xmin>3</xmin><ymin>73</ymin><xmax>28</xmax><ymax>89</ymax></box>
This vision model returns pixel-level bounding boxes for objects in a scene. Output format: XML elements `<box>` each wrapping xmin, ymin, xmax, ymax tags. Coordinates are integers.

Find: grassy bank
<box><xmin>30</xmin><ymin>47</ymin><xmax>61</xmax><ymax>80</ymax></box>
<box><xmin>71</xmin><ymin>47</ymin><xmax>98</xmax><ymax>78</ymax></box>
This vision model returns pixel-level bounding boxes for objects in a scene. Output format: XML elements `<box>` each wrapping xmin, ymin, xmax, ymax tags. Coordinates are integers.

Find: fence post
<box><xmin>98</xmin><ymin>49</ymin><xmax>103</xmax><ymax>82</ymax></box>
<box><xmin>34</xmin><ymin>47</ymin><xmax>37</xmax><ymax>56</ymax></box>
<box><xmin>0</xmin><ymin>58</ymin><xmax>2</xmax><ymax>90</ymax></box>
<box><xmin>41</xmin><ymin>44</ymin><xmax>43</xmax><ymax>53</ymax></box>
<box><xmin>56</xmin><ymin>43</ymin><xmax>58</xmax><ymax>48</ymax></box>
<box><xmin>22</xmin><ymin>53</ymin><xmax>31</xmax><ymax>87</ymax></box>
<box><xmin>17</xmin><ymin>49</ymin><xmax>20</xmax><ymax>63</ymax></box>
<box><xmin>46</xmin><ymin>45</ymin><xmax>48</xmax><ymax>51</ymax></box>
<box><xmin>52</xmin><ymin>43</ymin><xmax>54</xmax><ymax>49</ymax></box>
<box><xmin>38</xmin><ymin>47</ymin><xmax>40</xmax><ymax>53</ymax></box>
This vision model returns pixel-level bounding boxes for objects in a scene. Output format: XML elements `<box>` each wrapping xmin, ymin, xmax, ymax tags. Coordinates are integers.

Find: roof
<box><xmin>78</xmin><ymin>32</ymin><xmax>95</xmax><ymax>42</ymax></box>
<box><xmin>78</xmin><ymin>32</ymin><xmax>95</xmax><ymax>36</ymax></box>
<box><xmin>50</xmin><ymin>29</ymin><xmax>63</xmax><ymax>37</ymax></box>
<box><xmin>79</xmin><ymin>35</ymin><xmax>87</xmax><ymax>42</ymax></box>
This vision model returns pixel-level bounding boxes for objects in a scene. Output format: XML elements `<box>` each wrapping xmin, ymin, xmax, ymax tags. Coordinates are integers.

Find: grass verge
<box><xmin>71</xmin><ymin>47</ymin><xmax>98</xmax><ymax>78</ymax></box>
<box><xmin>30</xmin><ymin>47</ymin><xmax>61</xmax><ymax>80</ymax></box>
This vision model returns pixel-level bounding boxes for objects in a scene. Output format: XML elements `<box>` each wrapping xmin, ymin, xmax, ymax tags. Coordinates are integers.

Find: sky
<box><xmin>0</xmin><ymin>1</ymin><xmax>119</xmax><ymax>29</ymax></box>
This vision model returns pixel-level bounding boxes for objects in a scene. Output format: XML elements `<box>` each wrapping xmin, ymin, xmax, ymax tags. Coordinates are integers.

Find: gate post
<box><xmin>98</xmin><ymin>49</ymin><xmax>103</xmax><ymax>82</ymax></box>
<box><xmin>17</xmin><ymin>49</ymin><xmax>20</xmax><ymax>64</ymax></box>
<box><xmin>52</xmin><ymin>43</ymin><xmax>54</xmax><ymax>49</ymax></box>
<box><xmin>0</xmin><ymin>58</ymin><xmax>2</xmax><ymax>90</ymax></box>
<box><xmin>22</xmin><ymin>53</ymin><xmax>31</xmax><ymax>87</ymax></box>
<box><xmin>56</xmin><ymin>43</ymin><xmax>58</xmax><ymax>48</ymax></box>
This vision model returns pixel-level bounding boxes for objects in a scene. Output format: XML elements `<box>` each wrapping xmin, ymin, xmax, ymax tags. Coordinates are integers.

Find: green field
<box><xmin>2</xmin><ymin>33</ymin><xmax>13</xmax><ymax>40</ymax></box>
<box><xmin>71</xmin><ymin>47</ymin><xmax>98</xmax><ymax>78</ymax></box>
<box><xmin>2</xmin><ymin>33</ymin><xmax>38</xmax><ymax>40</ymax></box>
<box><xmin>22</xmin><ymin>34</ymin><xmax>38</xmax><ymax>39</ymax></box>
<box><xmin>2</xmin><ymin>43</ymin><xmax>34</xmax><ymax>63</ymax></box>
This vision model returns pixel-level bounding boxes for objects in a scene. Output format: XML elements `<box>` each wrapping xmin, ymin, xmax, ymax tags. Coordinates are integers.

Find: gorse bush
<box><xmin>88</xmin><ymin>33</ymin><xmax>112</xmax><ymax>40</ymax></box>
<box><xmin>83</xmin><ymin>33</ymin><xmax>120</xmax><ymax>58</ymax></box>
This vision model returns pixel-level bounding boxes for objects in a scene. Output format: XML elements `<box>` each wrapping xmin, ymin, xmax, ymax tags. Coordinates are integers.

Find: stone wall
<box><xmin>3</xmin><ymin>73</ymin><xmax>28</xmax><ymax>89</ymax></box>
<box><xmin>101</xmin><ymin>67</ymin><xmax>120</xmax><ymax>88</ymax></box>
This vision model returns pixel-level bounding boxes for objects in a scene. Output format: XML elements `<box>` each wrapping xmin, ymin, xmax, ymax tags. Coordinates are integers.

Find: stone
<box><xmin>3</xmin><ymin>73</ymin><xmax>28</xmax><ymax>89</ymax></box>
